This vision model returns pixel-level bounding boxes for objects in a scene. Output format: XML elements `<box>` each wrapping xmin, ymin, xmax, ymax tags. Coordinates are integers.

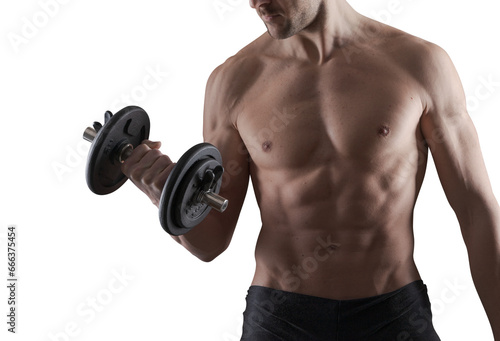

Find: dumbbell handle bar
<box><xmin>83</xmin><ymin>127</ymin><xmax>228</xmax><ymax>213</ymax></box>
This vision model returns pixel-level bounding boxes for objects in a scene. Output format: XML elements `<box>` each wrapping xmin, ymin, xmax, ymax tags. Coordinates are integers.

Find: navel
<box><xmin>327</xmin><ymin>244</ymin><xmax>340</xmax><ymax>252</ymax></box>
<box><xmin>378</xmin><ymin>125</ymin><xmax>391</xmax><ymax>137</ymax></box>
<box><xmin>262</xmin><ymin>141</ymin><xmax>273</xmax><ymax>152</ymax></box>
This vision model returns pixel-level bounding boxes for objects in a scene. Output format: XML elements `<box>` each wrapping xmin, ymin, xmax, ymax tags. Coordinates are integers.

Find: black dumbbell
<box><xmin>82</xmin><ymin>106</ymin><xmax>228</xmax><ymax>236</ymax></box>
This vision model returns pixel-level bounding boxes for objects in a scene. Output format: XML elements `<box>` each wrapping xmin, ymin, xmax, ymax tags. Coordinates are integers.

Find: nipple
<box><xmin>262</xmin><ymin>141</ymin><xmax>273</xmax><ymax>152</ymax></box>
<box><xmin>378</xmin><ymin>125</ymin><xmax>390</xmax><ymax>137</ymax></box>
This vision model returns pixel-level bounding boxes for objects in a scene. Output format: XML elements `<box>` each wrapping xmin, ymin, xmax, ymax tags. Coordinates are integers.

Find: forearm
<box><xmin>469</xmin><ymin>250</ymin><xmax>500</xmax><ymax>339</ymax></box>
<box><xmin>121</xmin><ymin>143</ymin><xmax>243</xmax><ymax>261</ymax></box>
<box><xmin>152</xmin><ymin>192</ymin><xmax>234</xmax><ymax>262</ymax></box>
<box><xmin>463</xmin><ymin>205</ymin><xmax>500</xmax><ymax>339</ymax></box>
<box><xmin>170</xmin><ymin>212</ymin><xmax>236</xmax><ymax>262</ymax></box>
<box><xmin>471</xmin><ymin>252</ymin><xmax>500</xmax><ymax>340</ymax></box>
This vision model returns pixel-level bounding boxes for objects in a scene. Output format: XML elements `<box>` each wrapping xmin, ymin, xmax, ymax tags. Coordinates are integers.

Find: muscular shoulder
<box><xmin>408</xmin><ymin>40</ymin><xmax>462</xmax><ymax>116</ymax></box>
<box><xmin>372</xmin><ymin>22</ymin><xmax>462</xmax><ymax>114</ymax></box>
<box><xmin>402</xmin><ymin>39</ymin><xmax>463</xmax><ymax>114</ymax></box>
<box><xmin>207</xmin><ymin>35</ymin><xmax>269</xmax><ymax>111</ymax></box>
<box><xmin>369</xmin><ymin>22</ymin><xmax>447</xmax><ymax>70</ymax></box>
<box><xmin>204</xmin><ymin>34</ymin><xmax>270</xmax><ymax>130</ymax></box>
<box><xmin>389</xmin><ymin>32</ymin><xmax>453</xmax><ymax>86</ymax></box>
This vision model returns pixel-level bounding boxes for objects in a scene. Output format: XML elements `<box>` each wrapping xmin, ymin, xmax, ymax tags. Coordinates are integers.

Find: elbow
<box><xmin>182</xmin><ymin>238</ymin><xmax>231</xmax><ymax>262</ymax></box>
<box><xmin>176</xmin><ymin>224</ymin><xmax>235</xmax><ymax>262</ymax></box>
<box><xmin>196</xmin><ymin>244</ymin><xmax>229</xmax><ymax>263</ymax></box>
<box><xmin>198</xmin><ymin>253</ymin><xmax>219</xmax><ymax>263</ymax></box>
<box><xmin>197</xmin><ymin>237</ymin><xmax>233</xmax><ymax>262</ymax></box>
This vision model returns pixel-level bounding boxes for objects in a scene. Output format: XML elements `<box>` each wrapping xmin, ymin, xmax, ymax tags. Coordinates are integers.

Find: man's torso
<box><xmin>225</xmin><ymin>20</ymin><xmax>432</xmax><ymax>299</ymax></box>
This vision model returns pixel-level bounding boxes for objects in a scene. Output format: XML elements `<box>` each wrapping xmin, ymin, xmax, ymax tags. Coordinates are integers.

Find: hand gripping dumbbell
<box><xmin>82</xmin><ymin>106</ymin><xmax>228</xmax><ymax>236</ymax></box>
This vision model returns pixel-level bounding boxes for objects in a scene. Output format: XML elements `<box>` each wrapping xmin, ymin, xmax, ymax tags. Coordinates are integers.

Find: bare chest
<box><xmin>236</xmin><ymin>57</ymin><xmax>424</xmax><ymax>170</ymax></box>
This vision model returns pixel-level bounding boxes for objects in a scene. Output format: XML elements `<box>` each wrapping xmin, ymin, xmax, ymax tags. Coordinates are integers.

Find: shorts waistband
<box><xmin>248</xmin><ymin>279</ymin><xmax>425</xmax><ymax>304</ymax></box>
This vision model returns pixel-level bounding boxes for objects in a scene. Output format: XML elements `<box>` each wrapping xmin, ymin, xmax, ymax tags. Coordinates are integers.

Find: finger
<box><xmin>122</xmin><ymin>147</ymin><xmax>155</xmax><ymax>177</ymax></box>
<box><xmin>121</xmin><ymin>143</ymin><xmax>155</xmax><ymax>173</ymax></box>
<box><xmin>121</xmin><ymin>140</ymin><xmax>161</xmax><ymax>167</ymax></box>
<box><xmin>141</xmin><ymin>155</ymin><xmax>173</xmax><ymax>186</ymax></box>
<box><xmin>127</xmin><ymin>156</ymin><xmax>163</xmax><ymax>186</ymax></box>
<box><xmin>156</xmin><ymin>162</ymin><xmax>176</xmax><ymax>187</ymax></box>
<box><xmin>149</xmin><ymin>162</ymin><xmax>176</xmax><ymax>191</ymax></box>
<box><xmin>130</xmin><ymin>149</ymin><xmax>164</xmax><ymax>175</ymax></box>
<box><xmin>142</xmin><ymin>140</ymin><xmax>162</xmax><ymax>149</ymax></box>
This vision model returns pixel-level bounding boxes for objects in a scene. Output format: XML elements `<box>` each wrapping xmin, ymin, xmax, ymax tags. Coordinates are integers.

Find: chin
<box><xmin>266</xmin><ymin>27</ymin><xmax>294</xmax><ymax>40</ymax></box>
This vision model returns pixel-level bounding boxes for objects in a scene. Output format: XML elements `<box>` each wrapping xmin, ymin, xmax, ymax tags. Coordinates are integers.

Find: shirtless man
<box><xmin>121</xmin><ymin>0</ymin><xmax>500</xmax><ymax>339</ymax></box>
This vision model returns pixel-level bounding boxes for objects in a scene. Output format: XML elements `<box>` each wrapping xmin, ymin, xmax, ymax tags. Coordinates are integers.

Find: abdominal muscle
<box><xmin>249</xmin><ymin>162</ymin><xmax>422</xmax><ymax>300</ymax></box>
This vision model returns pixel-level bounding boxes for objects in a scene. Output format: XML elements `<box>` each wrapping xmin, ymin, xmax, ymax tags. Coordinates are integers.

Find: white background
<box><xmin>1</xmin><ymin>0</ymin><xmax>499</xmax><ymax>340</ymax></box>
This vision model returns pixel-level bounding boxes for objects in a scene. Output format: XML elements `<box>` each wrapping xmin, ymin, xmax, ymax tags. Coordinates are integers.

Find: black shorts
<box><xmin>241</xmin><ymin>280</ymin><xmax>441</xmax><ymax>341</ymax></box>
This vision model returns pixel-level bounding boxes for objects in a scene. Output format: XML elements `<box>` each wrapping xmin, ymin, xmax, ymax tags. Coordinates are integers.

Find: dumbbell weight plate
<box><xmin>86</xmin><ymin>106</ymin><xmax>150</xmax><ymax>195</ymax></box>
<box><xmin>175</xmin><ymin>158</ymin><xmax>222</xmax><ymax>229</ymax></box>
<box><xmin>159</xmin><ymin>143</ymin><xmax>223</xmax><ymax>236</ymax></box>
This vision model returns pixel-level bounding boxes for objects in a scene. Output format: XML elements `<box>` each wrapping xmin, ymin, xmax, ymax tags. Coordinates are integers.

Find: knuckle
<box><xmin>129</xmin><ymin>167</ymin><xmax>144</xmax><ymax>182</ymax></box>
<box><xmin>141</xmin><ymin>149</ymin><xmax>162</xmax><ymax>164</ymax></box>
<box><xmin>136</xmin><ymin>143</ymin><xmax>151</xmax><ymax>152</ymax></box>
<box><xmin>161</xmin><ymin>154</ymin><xmax>173</xmax><ymax>164</ymax></box>
<box><xmin>153</xmin><ymin>173</ymin><xmax>168</xmax><ymax>189</ymax></box>
<box><xmin>151</xmin><ymin>149</ymin><xmax>164</xmax><ymax>158</ymax></box>
<box><xmin>142</xmin><ymin>172</ymin><xmax>155</xmax><ymax>186</ymax></box>
<box><xmin>156</xmin><ymin>155</ymin><xmax>170</xmax><ymax>168</ymax></box>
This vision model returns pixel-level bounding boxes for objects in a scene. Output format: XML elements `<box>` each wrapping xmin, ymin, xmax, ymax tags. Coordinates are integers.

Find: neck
<box><xmin>283</xmin><ymin>1</ymin><xmax>365</xmax><ymax>64</ymax></box>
